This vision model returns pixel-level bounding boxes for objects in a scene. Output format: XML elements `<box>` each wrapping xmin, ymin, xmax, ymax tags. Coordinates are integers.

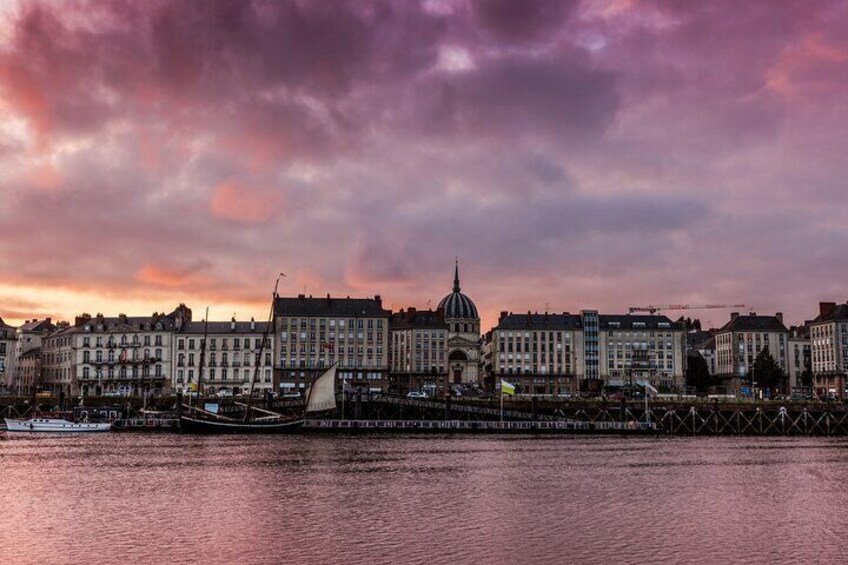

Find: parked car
<box><xmin>406</xmin><ymin>391</ymin><xmax>427</xmax><ymax>399</ymax></box>
<box><xmin>216</xmin><ymin>389</ymin><xmax>233</xmax><ymax>398</ymax></box>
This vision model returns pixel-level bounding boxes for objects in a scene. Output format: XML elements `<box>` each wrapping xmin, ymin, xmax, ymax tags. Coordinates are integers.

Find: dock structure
<box><xmin>303</xmin><ymin>419</ymin><xmax>656</xmax><ymax>434</ymax></box>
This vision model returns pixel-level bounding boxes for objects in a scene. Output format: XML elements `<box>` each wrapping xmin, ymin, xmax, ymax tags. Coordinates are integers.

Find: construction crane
<box><xmin>628</xmin><ymin>304</ymin><xmax>746</xmax><ymax>315</ymax></box>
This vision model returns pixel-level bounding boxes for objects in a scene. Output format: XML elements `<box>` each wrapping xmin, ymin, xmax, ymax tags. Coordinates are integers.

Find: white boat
<box><xmin>4</xmin><ymin>417</ymin><xmax>111</xmax><ymax>432</ymax></box>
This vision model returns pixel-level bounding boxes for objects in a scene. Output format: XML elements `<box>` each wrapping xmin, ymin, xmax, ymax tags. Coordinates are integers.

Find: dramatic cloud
<box><xmin>1</xmin><ymin>0</ymin><xmax>847</xmax><ymax>330</ymax></box>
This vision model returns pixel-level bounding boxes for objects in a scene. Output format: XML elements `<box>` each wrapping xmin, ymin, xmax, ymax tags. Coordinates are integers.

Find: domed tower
<box><xmin>438</xmin><ymin>260</ymin><xmax>481</xmax><ymax>385</ymax></box>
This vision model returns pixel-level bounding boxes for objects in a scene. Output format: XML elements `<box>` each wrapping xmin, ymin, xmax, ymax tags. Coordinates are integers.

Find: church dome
<box><xmin>438</xmin><ymin>261</ymin><xmax>479</xmax><ymax>320</ymax></box>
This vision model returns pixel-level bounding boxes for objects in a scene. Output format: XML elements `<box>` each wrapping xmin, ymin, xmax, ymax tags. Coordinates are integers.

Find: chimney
<box><xmin>408</xmin><ymin>307</ymin><xmax>416</xmax><ymax>316</ymax></box>
<box><xmin>250</xmin><ymin>317</ymin><xmax>255</xmax><ymax>331</ymax></box>
<box><xmin>775</xmin><ymin>312</ymin><xmax>783</xmax><ymax>325</ymax></box>
<box><xmin>298</xmin><ymin>294</ymin><xmax>305</xmax><ymax>299</ymax></box>
<box><xmin>499</xmin><ymin>311</ymin><xmax>509</xmax><ymax>323</ymax></box>
<box><xmin>731</xmin><ymin>312</ymin><xmax>739</xmax><ymax>320</ymax></box>
<box><xmin>820</xmin><ymin>302</ymin><xmax>837</xmax><ymax>318</ymax></box>
<box><xmin>374</xmin><ymin>295</ymin><xmax>382</xmax><ymax>306</ymax></box>
<box><xmin>231</xmin><ymin>316</ymin><xmax>236</xmax><ymax>331</ymax></box>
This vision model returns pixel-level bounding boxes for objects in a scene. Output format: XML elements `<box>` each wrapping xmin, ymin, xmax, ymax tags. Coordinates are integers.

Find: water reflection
<box><xmin>1</xmin><ymin>434</ymin><xmax>846</xmax><ymax>564</ymax></box>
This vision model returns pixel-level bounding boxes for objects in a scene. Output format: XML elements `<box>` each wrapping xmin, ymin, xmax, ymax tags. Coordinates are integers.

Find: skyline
<box><xmin>2</xmin><ymin>0</ymin><xmax>848</xmax><ymax>331</ymax></box>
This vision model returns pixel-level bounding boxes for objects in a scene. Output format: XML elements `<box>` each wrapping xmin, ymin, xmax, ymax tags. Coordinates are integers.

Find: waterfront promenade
<box><xmin>6</xmin><ymin>394</ymin><xmax>848</xmax><ymax>436</ymax></box>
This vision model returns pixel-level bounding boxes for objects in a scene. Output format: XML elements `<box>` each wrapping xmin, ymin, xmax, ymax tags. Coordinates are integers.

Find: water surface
<box><xmin>0</xmin><ymin>433</ymin><xmax>845</xmax><ymax>564</ymax></box>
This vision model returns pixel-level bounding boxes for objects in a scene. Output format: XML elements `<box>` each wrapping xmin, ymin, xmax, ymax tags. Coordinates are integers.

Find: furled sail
<box><xmin>305</xmin><ymin>365</ymin><xmax>337</xmax><ymax>413</ymax></box>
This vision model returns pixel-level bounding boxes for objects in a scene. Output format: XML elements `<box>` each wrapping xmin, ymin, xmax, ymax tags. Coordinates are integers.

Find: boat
<box><xmin>4</xmin><ymin>417</ymin><xmax>111</xmax><ymax>432</ymax></box>
<box><xmin>179</xmin><ymin>275</ymin><xmax>339</xmax><ymax>433</ymax></box>
<box><xmin>179</xmin><ymin>364</ymin><xmax>337</xmax><ymax>433</ymax></box>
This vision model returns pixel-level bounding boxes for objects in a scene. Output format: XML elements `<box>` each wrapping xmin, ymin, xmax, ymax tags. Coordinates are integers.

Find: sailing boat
<box><xmin>179</xmin><ymin>365</ymin><xmax>337</xmax><ymax>433</ymax></box>
<box><xmin>179</xmin><ymin>275</ymin><xmax>338</xmax><ymax>433</ymax></box>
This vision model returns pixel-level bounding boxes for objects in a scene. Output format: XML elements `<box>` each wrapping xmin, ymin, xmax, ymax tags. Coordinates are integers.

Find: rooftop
<box><xmin>180</xmin><ymin>320</ymin><xmax>269</xmax><ymax>334</ymax></box>
<box><xmin>390</xmin><ymin>308</ymin><xmax>448</xmax><ymax>330</ymax></box>
<box><xmin>717</xmin><ymin>313</ymin><xmax>789</xmax><ymax>333</ymax></box>
<box><xmin>274</xmin><ymin>294</ymin><xmax>390</xmax><ymax>318</ymax></box>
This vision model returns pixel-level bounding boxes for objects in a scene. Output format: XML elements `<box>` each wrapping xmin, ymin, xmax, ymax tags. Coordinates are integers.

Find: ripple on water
<box><xmin>1</xmin><ymin>434</ymin><xmax>848</xmax><ymax>564</ymax></box>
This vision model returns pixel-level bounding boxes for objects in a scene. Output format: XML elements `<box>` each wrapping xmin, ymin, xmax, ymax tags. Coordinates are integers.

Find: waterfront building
<box><xmin>72</xmin><ymin>306</ymin><xmax>191</xmax><ymax>397</ymax></box>
<box><xmin>41</xmin><ymin>324</ymin><xmax>79</xmax><ymax>396</ymax></box>
<box><xmin>686</xmin><ymin>330</ymin><xmax>716</xmax><ymax>375</ymax></box>
<box><xmin>787</xmin><ymin>324</ymin><xmax>811</xmax><ymax>394</ymax></box>
<box><xmin>13</xmin><ymin>318</ymin><xmax>54</xmax><ymax>394</ymax></box>
<box><xmin>488</xmin><ymin>311</ymin><xmax>581</xmax><ymax>395</ymax></box>
<box><xmin>580</xmin><ymin>310</ymin><xmax>600</xmax><ymax>394</ymax></box>
<box><xmin>173</xmin><ymin>317</ymin><xmax>273</xmax><ymax>395</ymax></box>
<box><xmin>714</xmin><ymin>312</ymin><xmax>789</xmax><ymax>394</ymax></box>
<box><xmin>0</xmin><ymin>317</ymin><xmax>16</xmax><ymax>390</ymax></box>
<box><xmin>389</xmin><ymin>308</ymin><xmax>448</xmax><ymax>395</ymax></box>
<box><xmin>809</xmin><ymin>302</ymin><xmax>848</xmax><ymax>399</ymax></box>
<box><xmin>274</xmin><ymin>294</ymin><xmax>390</xmax><ymax>393</ymax></box>
<box><xmin>600</xmin><ymin>314</ymin><xmax>686</xmax><ymax>391</ymax></box>
<box><xmin>437</xmin><ymin>261</ymin><xmax>481</xmax><ymax>385</ymax></box>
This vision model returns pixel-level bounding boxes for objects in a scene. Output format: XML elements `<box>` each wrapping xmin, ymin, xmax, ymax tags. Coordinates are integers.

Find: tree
<box><xmin>752</xmin><ymin>348</ymin><xmax>784</xmax><ymax>392</ymax></box>
<box><xmin>686</xmin><ymin>352</ymin><xmax>717</xmax><ymax>392</ymax></box>
<box><xmin>800</xmin><ymin>355</ymin><xmax>813</xmax><ymax>388</ymax></box>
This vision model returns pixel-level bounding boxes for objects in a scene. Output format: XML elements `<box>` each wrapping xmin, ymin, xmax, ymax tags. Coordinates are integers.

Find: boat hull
<box><xmin>180</xmin><ymin>415</ymin><xmax>304</xmax><ymax>434</ymax></box>
<box><xmin>4</xmin><ymin>418</ymin><xmax>112</xmax><ymax>432</ymax></box>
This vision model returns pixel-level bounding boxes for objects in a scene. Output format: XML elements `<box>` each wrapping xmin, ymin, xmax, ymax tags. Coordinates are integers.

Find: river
<box><xmin>0</xmin><ymin>434</ymin><xmax>845</xmax><ymax>564</ymax></box>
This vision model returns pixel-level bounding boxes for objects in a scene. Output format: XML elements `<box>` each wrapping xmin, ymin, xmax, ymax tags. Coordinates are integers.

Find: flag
<box><xmin>500</xmin><ymin>379</ymin><xmax>515</xmax><ymax>396</ymax></box>
<box><xmin>638</xmin><ymin>380</ymin><xmax>659</xmax><ymax>397</ymax></box>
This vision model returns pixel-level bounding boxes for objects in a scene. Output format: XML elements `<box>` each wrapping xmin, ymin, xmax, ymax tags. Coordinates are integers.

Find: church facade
<box><xmin>437</xmin><ymin>261</ymin><xmax>481</xmax><ymax>386</ymax></box>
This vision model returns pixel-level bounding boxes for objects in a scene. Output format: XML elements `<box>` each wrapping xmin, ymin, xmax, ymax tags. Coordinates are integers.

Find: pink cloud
<box><xmin>208</xmin><ymin>181</ymin><xmax>285</xmax><ymax>224</ymax></box>
<box><xmin>0</xmin><ymin>0</ymin><xmax>847</xmax><ymax>332</ymax></box>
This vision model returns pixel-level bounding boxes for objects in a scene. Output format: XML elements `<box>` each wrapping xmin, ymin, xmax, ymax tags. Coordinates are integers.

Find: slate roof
<box><xmin>599</xmin><ymin>314</ymin><xmax>678</xmax><ymax>330</ymax></box>
<box><xmin>686</xmin><ymin>330</ymin><xmax>713</xmax><ymax>349</ymax></box>
<box><xmin>76</xmin><ymin>306</ymin><xmax>188</xmax><ymax>332</ymax></box>
<box><xmin>274</xmin><ymin>295</ymin><xmax>390</xmax><ymax>318</ymax></box>
<box><xmin>495</xmin><ymin>313</ymin><xmax>582</xmax><ymax>331</ymax></box>
<box><xmin>811</xmin><ymin>303</ymin><xmax>848</xmax><ymax>325</ymax></box>
<box><xmin>44</xmin><ymin>326</ymin><xmax>80</xmax><ymax>340</ymax></box>
<box><xmin>437</xmin><ymin>262</ymin><xmax>479</xmax><ymax>319</ymax></box>
<box><xmin>19</xmin><ymin>319</ymin><xmax>54</xmax><ymax>332</ymax></box>
<box><xmin>717</xmin><ymin>315</ymin><xmax>789</xmax><ymax>333</ymax></box>
<box><xmin>180</xmin><ymin>321</ymin><xmax>269</xmax><ymax>334</ymax></box>
<box><xmin>390</xmin><ymin>309</ymin><xmax>448</xmax><ymax>330</ymax></box>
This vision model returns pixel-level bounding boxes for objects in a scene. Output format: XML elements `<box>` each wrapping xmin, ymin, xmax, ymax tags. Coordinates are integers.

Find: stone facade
<box><xmin>274</xmin><ymin>294</ymin><xmax>390</xmax><ymax>393</ymax></box>
<box><xmin>389</xmin><ymin>308</ymin><xmax>448</xmax><ymax>395</ymax></box>
<box><xmin>714</xmin><ymin>312</ymin><xmax>789</xmax><ymax>394</ymax></box>
<box><xmin>809</xmin><ymin>302</ymin><xmax>848</xmax><ymax>399</ymax></box>
<box><xmin>174</xmin><ymin>318</ymin><xmax>273</xmax><ymax>395</ymax></box>
<box><xmin>437</xmin><ymin>262</ymin><xmax>481</xmax><ymax>386</ymax></box>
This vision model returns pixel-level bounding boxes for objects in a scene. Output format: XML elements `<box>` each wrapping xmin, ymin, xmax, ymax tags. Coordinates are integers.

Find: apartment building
<box><xmin>714</xmin><ymin>312</ymin><xmax>789</xmax><ymax>393</ymax></box>
<box><xmin>809</xmin><ymin>302</ymin><xmax>848</xmax><ymax>398</ymax></box>
<box><xmin>274</xmin><ymin>294</ymin><xmax>391</xmax><ymax>393</ymax></box>
<box><xmin>73</xmin><ymin>306</ymin><xmax>191</xmax><ymax>397</ymax></box>
<box><xmin>173</xmin><ymin>318</ymin><xmax>273</xmax><ymax>395</ymax></box>
<box><xmin>41</xmin><ymin>324</ymin><xmax>79</xmax><ymax>396</ymax></box>
<box><xmin>600</xmin><ymin>315</ymin><xmax>686</xmax><ymax>391</ymax></box>
<box><xmin>488</xmin><ymin>311</ymin><xmax>581</xmax><ymax>395</ymax></box>
<box><xmin>389</xmin><ymin>308</ymin><xmax>448</xmax><ymax>394</ymax></box>
<box><xmin>12</xmin><ymin>318</ymin><xmax>54</xmax><ymax>394</ymax></box>
<box><xmin>0</xmin><ymin>317</ymin><xmax>16</xmax><ymax>390</ymax></box>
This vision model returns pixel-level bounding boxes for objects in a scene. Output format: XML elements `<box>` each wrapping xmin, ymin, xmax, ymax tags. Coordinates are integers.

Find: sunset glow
<box><xmin>1</xmin><ymin>0</ymin><xmax>847</xmax><ymax>330</ymax></box>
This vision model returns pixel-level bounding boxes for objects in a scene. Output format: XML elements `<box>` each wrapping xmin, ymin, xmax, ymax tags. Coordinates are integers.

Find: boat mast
<box><xmin>194</xmin><ymin>307</ymin><xmax>210</xmax><ymax>411</ymax></box>
<box><xmin>243</xmin><ymin>274</ymin><xmax>283</xmax><ymax>423</ymax></box>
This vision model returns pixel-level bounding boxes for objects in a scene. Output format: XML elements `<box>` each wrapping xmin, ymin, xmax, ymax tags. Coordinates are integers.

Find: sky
<box><xmin>0</xmin><ymin>0</ymin><xmax>847</xmax><ymax>331</ymax></box>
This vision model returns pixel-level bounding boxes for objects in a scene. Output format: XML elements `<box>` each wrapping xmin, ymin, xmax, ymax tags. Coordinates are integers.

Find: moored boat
<box><xmin>179</xmin><ymin>415</ymin><xmax>303</xmax><ymax>434</ymax></box>
<box><xmin>4</xmin><ymin>417</ymin><xmax>111</xmax><ymax>432</ymax></box>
